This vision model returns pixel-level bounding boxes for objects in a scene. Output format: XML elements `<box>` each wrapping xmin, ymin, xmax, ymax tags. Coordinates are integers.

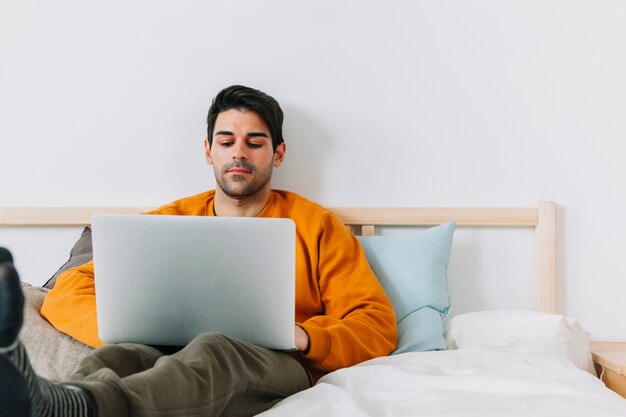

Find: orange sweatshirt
<box><xmin>41</xmin><ymin>190</ymin><xmax>398</xmax><ymax>381</ymax></box>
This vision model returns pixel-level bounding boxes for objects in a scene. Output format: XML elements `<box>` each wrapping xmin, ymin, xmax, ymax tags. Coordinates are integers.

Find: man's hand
<box><xmin>294</xmin><ymin>325</ymin><xmax>310</xmax><ymax>353</ymax></box>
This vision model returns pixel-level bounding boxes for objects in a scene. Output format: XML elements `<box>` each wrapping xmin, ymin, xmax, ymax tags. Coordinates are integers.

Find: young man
<box><xmin>0</xmin><ymin>85</ymin><xmax>398</xmax><ymax>417</ymax></box>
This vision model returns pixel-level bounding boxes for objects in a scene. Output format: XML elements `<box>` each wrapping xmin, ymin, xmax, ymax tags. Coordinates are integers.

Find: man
<box><xmin>0</xmin><ymin>85</ymin><xmax>398</xmax><ymax>417</ymax></box>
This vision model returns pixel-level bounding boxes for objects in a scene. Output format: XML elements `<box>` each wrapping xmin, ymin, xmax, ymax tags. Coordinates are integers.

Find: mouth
<box><xmin>224</xmin><ymin>162</ymin><xmax>254</xmax><ymax>176</ymax></box>
<box><xmin>226</xmin><ymin>168</ymin><xmax>251</xmax><ymax>175</ymax></box>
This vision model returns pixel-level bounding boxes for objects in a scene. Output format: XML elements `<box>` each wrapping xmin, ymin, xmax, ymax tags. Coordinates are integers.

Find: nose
<box><xmin>232</xmin><ymin>140</ymin><xmax>247</xmax><ymax>160</ymax></box>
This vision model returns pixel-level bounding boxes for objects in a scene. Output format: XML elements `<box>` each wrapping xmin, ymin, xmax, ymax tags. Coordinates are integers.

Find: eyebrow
<box><xmin>214</xmin><ymin>130</ymin><xmax>269</xmax><ymax>139</ymax></box>
<box><xmin>214</xmin><ymin>130</ymin><xmax>234</xmax><ymax>136</ymax></box>
<box><xmin>248</xmin><ymin>132</ymin><xmax>269</xmax><ymax>138</ymax></box>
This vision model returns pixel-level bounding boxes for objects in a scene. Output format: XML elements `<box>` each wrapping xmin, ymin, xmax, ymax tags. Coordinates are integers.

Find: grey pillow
<box><xmin>43</xmin><ymin>227</ymin><xmax>93</xmax><ymax>289</ymax></box>
<box><xmin>20</xmin><ymin>283</ymin><xmax>94</xmax><ymax>381</ymax></box>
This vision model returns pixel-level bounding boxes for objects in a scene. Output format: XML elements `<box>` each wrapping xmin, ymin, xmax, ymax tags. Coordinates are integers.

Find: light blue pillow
<box><xmin>357</xmin><ymin>221</ymin><xmax>455</xmax><ymax>354</ymax></box>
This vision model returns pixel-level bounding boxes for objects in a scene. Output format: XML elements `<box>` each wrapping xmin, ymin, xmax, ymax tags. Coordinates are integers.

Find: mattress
<box><xmin>260</xmin><ymin>346</ymin><xmax>626</xmax><ymax>417</ymax></box>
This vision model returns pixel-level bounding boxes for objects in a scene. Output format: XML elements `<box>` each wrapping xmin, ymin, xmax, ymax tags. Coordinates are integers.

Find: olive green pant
<box><xmin>68</xmin><ymin>333</ymin><xmax>310</xmax><ymax>417</ymax></box>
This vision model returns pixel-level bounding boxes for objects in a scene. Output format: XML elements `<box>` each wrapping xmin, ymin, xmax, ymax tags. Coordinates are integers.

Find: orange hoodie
<box><xmin>41</xmin><ymin>190</ymin><xmax>398</xmax><ymax>382</ymax></box>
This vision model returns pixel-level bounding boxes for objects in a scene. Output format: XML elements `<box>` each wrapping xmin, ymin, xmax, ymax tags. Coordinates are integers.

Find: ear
<box><xmin>273</xmin><ymin>142</ymin><xmax>286</xmax><ymax>167</ymax></box>
<box><xmin>204</xmin><ymin>138</ymin><xmax>213</xmax><ymax>165</ymax></box>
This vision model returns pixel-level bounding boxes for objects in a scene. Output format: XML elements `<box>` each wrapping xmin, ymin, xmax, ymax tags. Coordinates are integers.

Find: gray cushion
<box><xmin>20</xmin><ymin>283</ymin><xmax>94</xmax><ymax>382</ymax></box>
<box><xmin>44</xmin><ymin>227</ymin><xmax>93</xmax><ymax>289</ymax></box>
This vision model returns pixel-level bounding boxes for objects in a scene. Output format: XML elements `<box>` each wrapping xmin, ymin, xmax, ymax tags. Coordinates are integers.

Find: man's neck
<box><xmin>213</xmin><ymin>187</ymin><xmax>272</xmax><ymax>217</ymax></box>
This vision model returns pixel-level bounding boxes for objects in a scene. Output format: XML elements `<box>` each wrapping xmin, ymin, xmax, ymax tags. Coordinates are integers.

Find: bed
<box><xmin>2</xmin><ymin>202</ymin><xmax>626</xmax><ymax>416</ymax></box>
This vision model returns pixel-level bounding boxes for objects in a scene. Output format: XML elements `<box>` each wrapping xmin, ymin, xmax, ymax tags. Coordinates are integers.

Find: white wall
<box><xmin>1</xmin><ymin>1</ymin><xmax>625</xmax><ymax>340</ymax></box>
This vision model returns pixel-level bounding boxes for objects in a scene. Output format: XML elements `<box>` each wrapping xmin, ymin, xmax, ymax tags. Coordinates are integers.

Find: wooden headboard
<box><xmin>0</xmin><ymin>202</ymin><xmax>556</xmax><ymax>313</ymax></box>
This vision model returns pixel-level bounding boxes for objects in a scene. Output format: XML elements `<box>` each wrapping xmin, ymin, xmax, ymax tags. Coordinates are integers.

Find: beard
<box><xmin>214</xmin><ymin>160</ymin><xmax>273</xmax><ymax>200</ymax></box>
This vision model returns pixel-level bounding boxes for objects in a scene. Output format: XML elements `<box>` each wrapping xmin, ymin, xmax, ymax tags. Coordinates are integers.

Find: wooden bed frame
<box><xmin>0</xmin><ymin>201</ymin><xmax>557</xmax><ymax>313</ymax></box>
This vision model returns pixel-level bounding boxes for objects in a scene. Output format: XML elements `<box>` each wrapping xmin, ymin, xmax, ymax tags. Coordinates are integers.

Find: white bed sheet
<box><xmin>261</xmin><ymin>347</ymin><xmax>626</xmax><ymax>417</ymax></box>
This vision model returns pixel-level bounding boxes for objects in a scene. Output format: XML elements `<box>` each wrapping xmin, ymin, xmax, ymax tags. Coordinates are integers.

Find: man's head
<box><xmin>204</xmin><ymin>86</ymin><xmax>286</xmax><ymax>210</ymax></box>
<box><xmin>206</xmin><ymin>85</ymin><xmax>284</xmax><ymax>151</ymax></box>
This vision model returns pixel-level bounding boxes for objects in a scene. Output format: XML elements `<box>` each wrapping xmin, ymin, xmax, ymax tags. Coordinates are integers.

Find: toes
<box><xmin>0</xmin><ymin>248</ymin><xmax>13</xmax><ymax>266</ymax></box>
<box><xmin>0</xmin><ymin>263</ymin><xmax>24</xmax><ymax>348</ymax></box>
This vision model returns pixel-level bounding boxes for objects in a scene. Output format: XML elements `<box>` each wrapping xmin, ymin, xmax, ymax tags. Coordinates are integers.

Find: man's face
<box><xmin>205</xmin><ymin>109</ymin><xmax>285</xmax><ymax>200</ymax></box>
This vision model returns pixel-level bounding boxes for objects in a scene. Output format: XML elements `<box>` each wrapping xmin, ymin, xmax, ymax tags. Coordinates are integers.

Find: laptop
<box><xmin>91</xmin><ymin>214</ymin><xmax>296</xmax><ymax>350</ymax></box>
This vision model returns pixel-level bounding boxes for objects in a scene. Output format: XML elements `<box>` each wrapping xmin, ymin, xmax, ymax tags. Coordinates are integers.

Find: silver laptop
<box><xmin>91</xmin><ymin>214</ymin><xmax>296</xmax><ymax>350</ymax></box>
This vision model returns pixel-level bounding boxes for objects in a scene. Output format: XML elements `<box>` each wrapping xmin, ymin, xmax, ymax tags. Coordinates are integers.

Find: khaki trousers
<box><xmin>68</xmin><ymin>333</ymin><xmax>310</xmax><ymax>417</ymax></box>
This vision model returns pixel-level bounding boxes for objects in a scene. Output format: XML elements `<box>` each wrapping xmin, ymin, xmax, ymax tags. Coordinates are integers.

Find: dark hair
<box><xmin>206</xmin><ymin>85</ymin><xmax>284</xmax><ymax>151</ymax></box>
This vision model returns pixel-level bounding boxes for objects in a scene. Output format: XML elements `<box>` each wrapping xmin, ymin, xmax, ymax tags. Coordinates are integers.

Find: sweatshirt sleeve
<box><xmin>40</xmin><ymin>260</ymin><xmax>104</xmax><ymax>348</ymax></box>
<box><xmin>298</xmin><ymin>213</ymin><xmax>398</xmax><ymax>372</ymax></box>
